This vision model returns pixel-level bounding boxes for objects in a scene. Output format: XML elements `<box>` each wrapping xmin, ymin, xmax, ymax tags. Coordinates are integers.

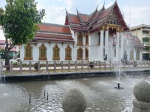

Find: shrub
<box><xmin>89</xmin><ymin>62</ymin><xmax>93</xmax><ymax>68</ymax></box>
<box><xmin>34</xmin><ymin>63</ymin><xmax>41</xmax><ymax>70</ymax></box>
<box><xmin>13</xmin><ymin>62</ymin><xmax>18</xmax><ymax>65</ymax></box>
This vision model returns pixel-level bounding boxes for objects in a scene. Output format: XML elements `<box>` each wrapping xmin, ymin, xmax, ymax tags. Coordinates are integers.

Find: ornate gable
<box><xmin>106</xmin><ymin>8</ymin><xmax>121</xmax><ymax>25</ymax></box>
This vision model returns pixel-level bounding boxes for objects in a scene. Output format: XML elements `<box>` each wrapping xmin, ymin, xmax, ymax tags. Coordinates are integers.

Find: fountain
<box><xmin>0</xmin><ymin>73</ymin><xmax>149</xmax><ymax>111</ymax></box>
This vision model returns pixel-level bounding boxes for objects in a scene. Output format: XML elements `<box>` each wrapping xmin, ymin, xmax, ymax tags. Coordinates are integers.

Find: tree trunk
<box><xmin>5</xmin><ymin>38</ymin><xmax>10</xmax><ymax>70</ymax></box>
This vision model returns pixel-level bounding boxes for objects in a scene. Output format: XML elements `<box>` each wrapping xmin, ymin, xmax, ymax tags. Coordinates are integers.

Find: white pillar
<box><xmin>116</xmin><ymin>32</ymin><xmax>120</xmax><ymax>61</ymax></box>
<box><xmin>61</xmin><ymin>43</ymin><xmax>64</xmax><ymax>61</ymax></box>
<box><xmin>140</xmin><ymin>50</ymin><xmax>143</xmax><ymax>61</ymax></box>
<box><xmin>89</xmin><ymin>34</ymin><xmax>91</xmax><ymax>61</ymax></box>
<box><xmin>105</xmin><ymin>30</ymin><xmax>108</xmax><ymax>58</ymax></box>
<box><xmin>20</xmin><ymin>45</ymin><xmax>25</xmax><ymax>61</ymax></box>
<box><xmin>134</xmin><ymin>49</ymin><xmax>136</xmax><ymax>60</ymax></box>
<box><xmin>100</xmin><ymin>30</ymin><xmax>104</xmax><ymax>61</ymax></box>
<box><xmin>120</xmin><ymin>32</ymin><xmax>124</xmax><ymax>59</ymax></box>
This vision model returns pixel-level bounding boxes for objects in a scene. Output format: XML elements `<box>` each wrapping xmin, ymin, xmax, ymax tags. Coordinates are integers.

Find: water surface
<box><xmin>0</xmin><ymin>73</ymin><xmax>150</xmax><ymax>112</ymax></box>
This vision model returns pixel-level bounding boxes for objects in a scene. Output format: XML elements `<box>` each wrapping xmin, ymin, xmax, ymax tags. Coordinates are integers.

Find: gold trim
<box><xmin>39</xmin><ymin>57</ymin><xmax>47</xmax><ymax>60</ymax></box>
<box><xmin>24</xmin><ymin>57</ymin><xmax>33</xmax><ymax>60</ymax></box>
<box><xmin>65</xmin><ymin>57</ymin><xmax>72</xmax><ymax>60</ymax></box>
<box><xmin>53</xmin><ymin>57</ymin><xmax>60</xmax><ymax>60</ymax></box>
<box><xmin>77</xmin><ymin>57</ymin><xmax>82</xmax><ymax>60</ymax></box>
<box><xmin>86</xmin><ymin>43</ymin><xmax>89</xmax><ymax>46</ymax></box>
<box><xmin>77</xmin><ymin>43</ymin><xmax>83</xmax><ymax>46</ymax></box>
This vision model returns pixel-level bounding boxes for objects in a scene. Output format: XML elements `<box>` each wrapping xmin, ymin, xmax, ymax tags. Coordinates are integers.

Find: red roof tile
<box><xmin>35</xmin><ymin>33</ymin><xmax>74</xmax><ymax>42</ymax></box>
<box><xmin>37</xmin><ymin>23</ymin><xmax>71</xmax><ymax>34</ymax></box>
<box><xmin>79</xmin><ymin>13</ymin><xmax>89</xmax><ymax>22</ymax></box>
<box><xmin>69</xmin><ymin>14</ymin><xmax>80</xmax><ymax>23</ymax></box>
<box><xmin>65</xmin><ymin>1</ymin><xmax>128</xmax><ymax>32</ymax></box>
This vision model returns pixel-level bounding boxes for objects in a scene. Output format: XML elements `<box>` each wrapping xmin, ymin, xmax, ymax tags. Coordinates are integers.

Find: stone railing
<box><xmin>0</xmin><ymin>60</ymin><xmax>150</xmax><ymax>75</ymax></box>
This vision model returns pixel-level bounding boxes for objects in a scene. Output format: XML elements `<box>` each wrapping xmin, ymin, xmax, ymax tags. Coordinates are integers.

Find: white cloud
<box><xmin>37</xmin><ymin>0</ymin><xmax>73</xmax><ymax>25</ymax></box>
<box><xmin>105</xmin><ymin>1</ymin><xmax>113</xmax><ymax>8</ymax></box>
<box><xmin>96</xmin><ymin>0</ymin><xmax>103</xmax><ymax>9</ymax></box>
<box><xmin>123</xmin><ymin>6</ymin><xmax>150</xmax><ymax>26</ymax></box>
<box><xmin>43</xmin><ymin>6</ymin><xmax>66</xmax><ymax>24</ymax></box>
<box><xmin>96</xmin><ymin>0</ymin><xmax>114</xmax><ymax>10</ymax></box>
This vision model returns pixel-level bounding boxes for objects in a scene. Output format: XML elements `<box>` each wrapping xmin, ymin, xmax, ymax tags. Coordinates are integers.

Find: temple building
<box><xmin>20</xmin><ymin>1</ymin><xmax>143</xmax><ymax>62</ymax></box>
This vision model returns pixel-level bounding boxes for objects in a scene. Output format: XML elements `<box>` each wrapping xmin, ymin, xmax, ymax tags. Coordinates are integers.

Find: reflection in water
<box><xmin>0</xmin><ymin>73</ymin><xmax>150</xmax><ymax>112</ymax></box>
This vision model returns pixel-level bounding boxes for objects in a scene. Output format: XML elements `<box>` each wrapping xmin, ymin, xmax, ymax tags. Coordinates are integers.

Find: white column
<box><xmin>105</xmin><ymin>30</ymin><xmax>108</xmax><ymax>58</ymax></box>
<box><xmin>120</xmin><ymin>32</ymin><xmax>124</xmax><ymax>59</ymax></box>
<box><xmin>134</xmin><ymin>49</ymin><xmax>136</xmax><ymax>60</ymax></box>
<box><xmin>89</xmin><ymin>34</ymin><xmax>91</xmax><ymax>61</ymax></box>
<box><xmin>140</xmin><ymin>50</ymin><xmax>143</xmax><ymax>61</ymax></box>
<box><xmin>20</xmin><ymin>45</ymin><xmax>24</xmax><ymax>61</ymax></box>
<box><xmin>100</xmin><ymin>30</ymin><xmax>104</xmax><ymax>61</ymax></box>
<box><xmin>116</xmin><ymin>32</ymin><xmax>120</xmax><ymax>61</ymax></box>
<box><xmin>61</xmin><ymin>43</ymin><xmax>64</xmax><ymax>61</ymax></box>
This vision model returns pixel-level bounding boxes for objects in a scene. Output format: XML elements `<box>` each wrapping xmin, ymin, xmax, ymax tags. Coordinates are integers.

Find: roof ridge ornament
<box><xmin>65</xmin><ymin>8</ymin><xmax>68</xmax><ymax>15</ymax></box>
<box><xmin>96</xmin><ymin>4</ymin><xmax>98</xmax><ymax>11</ymax></box>
<box><xmin>76</xmin><ymin>7</ymin><xmax>79</xmax><ymax>14</ymax></box>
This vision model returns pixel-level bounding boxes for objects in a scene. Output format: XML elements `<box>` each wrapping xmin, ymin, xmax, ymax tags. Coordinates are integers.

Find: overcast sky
<box><xmin>0</xmin><ymin>0</ymin><xmax>150</xmax><ymax>40</ymax></box>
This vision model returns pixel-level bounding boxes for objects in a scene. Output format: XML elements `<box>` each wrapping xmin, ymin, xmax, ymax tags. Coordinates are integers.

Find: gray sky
<box><xmin>0</xmin><ymin>0</ymin><xmax>150</xmax><ymax>40</ymax></box>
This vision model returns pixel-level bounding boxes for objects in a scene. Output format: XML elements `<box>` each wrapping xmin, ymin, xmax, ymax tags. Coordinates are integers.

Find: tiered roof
<box><xmin>33</xmin><ymin>1</ymin><xmax>128</xmax><ymax>43</ymax></box>
<box><xmin>65</xmin><ymin>1</ymin><xmax>128</xmax><ymax>32</ymax></box>
<box><xmin>33</xmin><ymin>23</ymin><xmax>74</xmax><ymax>43</ymax></box>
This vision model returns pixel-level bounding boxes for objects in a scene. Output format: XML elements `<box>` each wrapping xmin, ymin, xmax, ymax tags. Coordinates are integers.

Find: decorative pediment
<box><xmin>107</xmin><ymin>9</ymin><xmax>121</xmax><ymax>25</ymax></box>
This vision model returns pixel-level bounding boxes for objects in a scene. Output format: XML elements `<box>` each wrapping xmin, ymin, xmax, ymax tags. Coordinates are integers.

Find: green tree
<box><xmin>0</xmin><ymin>0</ymin><xmax>45</xmax><ymax>70</ymax></box>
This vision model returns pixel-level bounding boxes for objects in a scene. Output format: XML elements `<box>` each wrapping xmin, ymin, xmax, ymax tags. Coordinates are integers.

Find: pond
<box><xmin>0</xmin><ymin>72</ymin><xmax>150</xmax><ymax>112</ymax></box>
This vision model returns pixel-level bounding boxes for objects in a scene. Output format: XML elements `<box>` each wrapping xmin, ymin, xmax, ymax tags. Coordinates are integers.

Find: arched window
<box><xmin>24</xmin><ymin>44</ymin><xmax>33</xmax><ymax>60</ymax></box>
<box><xmin>77</xmin><ymin>32</ymin><xmax>83</xmax><ymax>46</ymax></box>
<box><xmin>86</xmin><ymin>34</ymin><xmax>89</xmax><ymax>46</ymax></box>
<box><xmin>85</xmin><ymin>48</ymin><xmax>89</xmax><ymax>60</ymax></box>
<box><xmin>65</xmin><ymin>45</ymin><xmax>72</xmax><ymax>60</ymax></box>
<box><xmin>53</xmin><ymin>44</ymin><xmax>60</xmax><ymax>60</ymax></box>
<box><xmin>39</xmin><ymin>43</ymin><xmax>47</xmax><ymax>60</ymax></box>
<box><xmin>77</xmin><ymin>47</ymin><xmax>83</xmax><ymax>60</ymax></box>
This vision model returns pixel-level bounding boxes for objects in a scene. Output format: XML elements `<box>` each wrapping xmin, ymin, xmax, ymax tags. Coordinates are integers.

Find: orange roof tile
<box><xmin>69</xmin><ymin>15</ymin><xmax>80</xmax><ymax>23</ymax></box>
<box><xmin>36</xmin><ymin>33</ymin><xmax>73</xmax><ymax>40</ymax></box>
<box><xmin>37</xmin><ymin>23</ymin><xmax>71</xmax><ymax>34</ymax></box>
<box><xmin>79</xmin><ymin>14</ymin><xmax>89</xmax><ymax>22</ymax></box>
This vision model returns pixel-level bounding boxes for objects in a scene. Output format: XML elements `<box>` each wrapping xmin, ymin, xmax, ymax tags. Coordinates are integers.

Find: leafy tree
<box><xmin>0</xmin><ymin>0</ymin><xmax>45</xmax><ymax>70</ymax></box>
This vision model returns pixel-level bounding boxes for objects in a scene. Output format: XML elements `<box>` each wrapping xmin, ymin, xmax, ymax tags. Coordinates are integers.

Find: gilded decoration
<box><xmin>24</xmin><ymin>44</ymin><xmax>33</xmax><ymax>60</ymax></box>
<box><xmin>39</xmin><ymin>43</ymin><xmax>47</xmax><ymax>60</ymax></box>
<box><xmin>85</xmin><ymin>48</ymin><xmax>89</xmax><ymax>60</ymax></box>
<box><xmin>53</xmin><ymin>44</ymin><xmax>60</xmax><ymax>60</ymax></box>
<box><xmin>65</xmin><ymin>45</ymin><xmax>72</xmax><ymax>60</ymax></box>
<box><xmin>77</xmin><ymin>32</ymin><xmax>83</xmax><ymax>46</ymax></box>
<box><xmin>77</xmin><ymin>47</ymin><xmax>83</xmax><ymax>60</ymax></box>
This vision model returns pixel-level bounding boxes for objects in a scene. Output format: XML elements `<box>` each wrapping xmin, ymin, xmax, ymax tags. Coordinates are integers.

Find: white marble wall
<box><xmin>20</xmin><ymin>30</ymin><xmax>143</xmax><ymax>62</ymax></box>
